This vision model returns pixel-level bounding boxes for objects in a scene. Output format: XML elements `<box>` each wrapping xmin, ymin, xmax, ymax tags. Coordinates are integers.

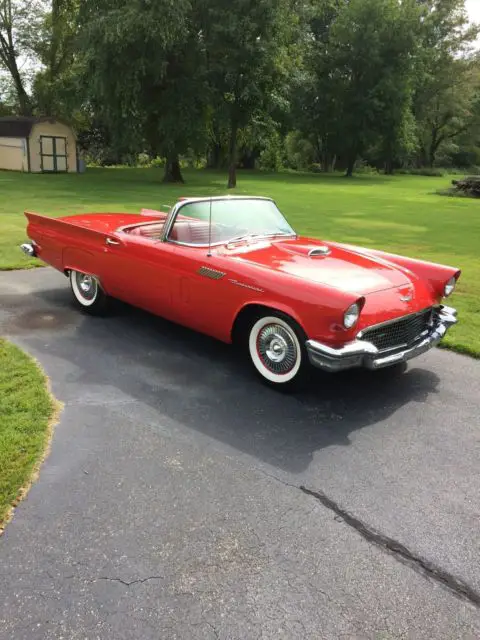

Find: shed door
<box><xmin>40</xmin><ymin>136</ymin><xmax>68</xmax><ymax>172</ymax></box>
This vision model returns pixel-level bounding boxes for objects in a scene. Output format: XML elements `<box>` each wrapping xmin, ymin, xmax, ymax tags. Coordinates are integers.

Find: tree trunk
<box><xmin>320</xmin><ymin>136</ymin><xmax>335</xmax><ymax>172</ymax></box>
<box><xmin>323</xmin><ymin>152</ymin><xmax>336</xmax><ymax>173</ymax></box>
<box><xmin>10</xmin><ymin>65</ymin><xmax>32</xmax><ymax>116</ymax></box>
<box><xmin>207</xmin><ymin>142</ymin><xmax>222</xmax><ymax>169</ymax></box>
<box><xmin>384</xmin><ymin>157</ymin><xmax>394</xmax><ymax>175</ymax></box>
<box><xmin>239</xmin><ymin>151</ymin><xmax>256</xmax><ymax>169</ymax></box>
<box><xmin>163</xmin><ymin>154</ymin><xmax>184</xmax><ymax>183</ymax></box>
<box><xmin>227</xmin><ymin>118</ymin><xmax>238</xmax><ymax>189</ymax></box>
<box><xmin>345</xmin><ymin>148</ymin><xmax>358</xmax><ymax>177</ymax></box>
<box><xmin>321</xmin><ymin>147</ymin><xmax>328</xmax><ymax>172</ymax></box>
<box><xmin>429</xmin><ymin>128</ymin><xmax>438</xmax><ymax>168</ymax></box>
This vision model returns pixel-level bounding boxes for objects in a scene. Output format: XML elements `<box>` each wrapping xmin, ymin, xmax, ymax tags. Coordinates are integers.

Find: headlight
<box><xmin>344</xmin><ymin>302</ymin><xmax>360</xmax><ymax>329</ymax></box>
<box><xmin>444</xmin><ymin>277</ymin><xmax>456</xmax><ymax>297</ymax></box>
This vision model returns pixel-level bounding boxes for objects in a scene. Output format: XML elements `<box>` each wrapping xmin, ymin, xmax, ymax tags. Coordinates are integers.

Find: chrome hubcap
<box><xmin>75</xmin><ymin>273</ymin><xmax>97</xmax><ymax>300</ymax></box>
<box><xmin>257</xmin><ymin>324</ymin><xmax>297</xmax><ymax>374</ymax></box>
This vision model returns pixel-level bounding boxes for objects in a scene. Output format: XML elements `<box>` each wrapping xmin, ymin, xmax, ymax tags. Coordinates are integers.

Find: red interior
<box><xmin>126</xmin><ymin>220</ymin><xmax>224</xmax><ymax>244</ymax></box>
<box><xmin>127</xmin><ymin>223</ymin><xmax>165</xmax><ymax>239</ymax></box>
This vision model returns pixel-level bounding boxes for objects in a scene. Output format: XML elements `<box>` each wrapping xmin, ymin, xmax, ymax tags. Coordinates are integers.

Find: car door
<box><xmin>153</xmin><ymin>237</ymin><xmax>248</xmax><ymax>342</ymax></box>
<box><xmin>99</xmin><ymin>231</ymin><xmax>180</xmax><ymax>316</ymax></box>
<box><xmin>158</xmin><ymin>200</ymin><xmax>249</xmax><ymax>339</ymax></box>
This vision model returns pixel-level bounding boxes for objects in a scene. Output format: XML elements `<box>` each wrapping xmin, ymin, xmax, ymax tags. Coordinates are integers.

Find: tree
<box><xmin>291</xmin><ymin>0</ymin><xmax>343</xmax><ymax>172</ymax></box>
<box><xmin>33</xmin><ymin>0</ymin><xmax>80</xmax><ymax>116</ymax></box>
<box><xmin>320</xmin><ymin>0</ymin><xmax>421</xmax><ymax>176</ymax></box>
<box><xmin>293</xmin><ymin>0</ymin><xmax>421</xmax><ymax>175</ymax></box>
<box><xmin>413</xmin><ymin>0</ymin><xmax>480</xmax><ymax>166</ymax></box>
<box><xmin>0</xmin><ymin>0</ymin><xmax>45</xmax><ymax>114</ymax></box>
<box><xmin>77</xmin><ymin>0</ymin><xmax>206</xmax><ymax>182</ymax></box>
<box><xmin>200</xmin><ymin>0</ymin><xmax>296</xmax><ymax>188</ymax></box>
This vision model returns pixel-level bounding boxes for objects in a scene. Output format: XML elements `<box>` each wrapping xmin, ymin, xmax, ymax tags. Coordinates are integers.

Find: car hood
<box><xmin>228</xmin><ymin>237</ymin><xmax>413</xmax><ymax>295</ymax></box>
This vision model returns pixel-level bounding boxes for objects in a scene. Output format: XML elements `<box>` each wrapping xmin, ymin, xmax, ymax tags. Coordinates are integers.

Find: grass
<box><xmin>0</xmin><ymin>167</ymin><xmax>479</xmax><ymax>356</ymax></box>
<box><xmin>0</xmin><ymin>339</ymin><xmax>58</xmax><ymax>531</ymax></box>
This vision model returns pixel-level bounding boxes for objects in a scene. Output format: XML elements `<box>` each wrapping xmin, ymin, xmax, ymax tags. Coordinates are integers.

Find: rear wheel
<box><xmin>69</xmin><ymin>270</ymin><xmax>109</xmax><ymax>315</ymax></box>
<box><xmin>247</xmin><ymin>313</ymin><xmax>309</xmax><ymax>390</ymax></box>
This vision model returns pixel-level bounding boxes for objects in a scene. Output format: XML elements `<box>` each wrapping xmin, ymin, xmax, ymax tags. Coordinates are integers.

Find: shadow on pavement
<box><xmin>4</xmin><ymin>283</ymin><xmax>440</xmax><ymax>474</ymax></box>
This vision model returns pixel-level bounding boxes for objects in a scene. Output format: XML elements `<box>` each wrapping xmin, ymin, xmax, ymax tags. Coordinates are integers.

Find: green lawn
<box><xmin>0</xmin><ymin>339</ymin><xmax>57</xmax><ymax>531</ymax></box>
<box><xmin>1</xmin><ymin>167</ymin><xmax>479</xmax><ymax>356</ymax></box>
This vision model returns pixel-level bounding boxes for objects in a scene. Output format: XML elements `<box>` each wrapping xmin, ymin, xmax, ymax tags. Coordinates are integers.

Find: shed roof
<box><xmin>0</xmin><ymin>116</ymin><xmax>61</xmax><ymax>138</ymax></box>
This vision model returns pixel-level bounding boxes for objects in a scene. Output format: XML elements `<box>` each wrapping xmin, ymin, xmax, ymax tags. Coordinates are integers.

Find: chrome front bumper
<box><xmin>306</xmin><ymin>306</ymin><xmax>458</xmax><ymax>372</ymax></box>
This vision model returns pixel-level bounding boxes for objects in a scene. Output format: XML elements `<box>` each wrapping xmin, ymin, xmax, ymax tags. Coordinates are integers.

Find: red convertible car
<box><xmin>21</xmin><ymin>195</ymin><xmax>459</xmax><ymax>388</ymax></box>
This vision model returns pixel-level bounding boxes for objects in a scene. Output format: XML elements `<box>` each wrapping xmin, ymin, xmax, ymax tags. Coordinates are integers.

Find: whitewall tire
<box><xmin>69</xmin><ymin>270</ymin><xmax>109</xmax><ymax>315</ymax></box>
<box><xmin>247</xmin><ymin>314</ymin><xmax>308</xmax><ymax>389</ymax></box>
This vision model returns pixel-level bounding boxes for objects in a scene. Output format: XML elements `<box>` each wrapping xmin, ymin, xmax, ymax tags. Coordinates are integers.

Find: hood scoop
<box><xmin>275</xmin><ymin>241</ymin><xmax>332</xmax><ymax>258</ymax></box>
<box><xmin>308</xmin><ymin>246</ymin><xmax>330</xmax><ymax>257</ymax></box>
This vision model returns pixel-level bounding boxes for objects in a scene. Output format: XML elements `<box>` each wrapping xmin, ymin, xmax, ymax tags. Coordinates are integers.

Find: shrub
<box><xmin>284</xmin><ymin>131</ymin><xmax>315</xmax><ymax>170</ymax></box>
<box><xmin>396</xmin><ymin>167</ymin><xmax>445</xmax><ymax>177</ymax></box>
<box><xmin>355</xmin><ymin>162</ymin><xmax>379</xmax><ymax>175</ymax></box>
<box><xmin>258</xmin><ymin>131</ymin><xmax>285</xmax><ymax>171</ymax></box>
<box><xmin>137</xmin><ymin>152</ymin><xmax>151</xmax><ymax>166</ymax></box>
<box><xmin>150</xmin><ymin>156</ymin><xmax>165</xmax><ymax>168</ymax></box>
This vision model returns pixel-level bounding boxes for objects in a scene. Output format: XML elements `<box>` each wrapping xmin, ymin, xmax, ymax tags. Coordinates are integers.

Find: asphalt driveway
<box><xmin>0</xmin><ymin>268</ymin><xmax>479</xmax><ymax>639</ymax></box>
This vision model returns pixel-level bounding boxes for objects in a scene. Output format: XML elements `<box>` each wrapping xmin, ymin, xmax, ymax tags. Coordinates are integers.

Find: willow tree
<box><xmin>200</xmin><ymin>0</ymin><xmax>297</xmax><ymax>188</ymax></box>
<box><xmin>78</xmin><ymin>0</ymin><xmax>206</xmax><ymax>182</ymax></box>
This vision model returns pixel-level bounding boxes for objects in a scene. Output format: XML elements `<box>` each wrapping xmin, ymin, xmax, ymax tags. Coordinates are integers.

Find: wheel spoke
<box><xmin>256</xmin><ymin>324</ymin><xmax>297</xmax><ymax>374</ymax></box>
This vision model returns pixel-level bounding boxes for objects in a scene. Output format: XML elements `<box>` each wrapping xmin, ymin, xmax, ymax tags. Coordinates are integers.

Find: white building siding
<box><xmin>0</xmin><ymin>136</ymin><xmax>27</xmax><ymax>171</ymax></box>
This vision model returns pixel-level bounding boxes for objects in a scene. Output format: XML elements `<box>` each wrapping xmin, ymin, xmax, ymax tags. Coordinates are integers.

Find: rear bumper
<box><xmin>306</xmin><ymin>305</ymin><xmax>458</xmax><ymax>372</ymax></box>
<box><xmin>20</xmin><ymin>242</ymin><xmax>37</xmax><ymax>257</ymax></box>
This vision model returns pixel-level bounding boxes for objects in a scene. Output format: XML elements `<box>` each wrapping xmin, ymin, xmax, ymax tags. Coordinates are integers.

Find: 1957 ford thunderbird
<box><xmin>21</xmin><ymin>196</ymin><xmax>459</xmax><ymax>388</ymax></box>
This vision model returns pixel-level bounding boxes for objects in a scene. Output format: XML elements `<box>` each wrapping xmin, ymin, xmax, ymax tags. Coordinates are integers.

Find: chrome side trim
<box><xmin>228</xmin><ymin>279</ymin><xmax>264</xmax><ymax>292</ymax></box>
<box><xmin>306</xmin><ymin>305</ymin><xmax>457</xmax><ymax>372</ymax></box>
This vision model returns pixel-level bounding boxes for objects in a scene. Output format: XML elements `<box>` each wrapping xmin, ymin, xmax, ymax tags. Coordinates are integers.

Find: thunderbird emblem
<box><xmin>400</xmin><ymin>292</ymin><xmax>413</xmax><ymax>302</ymax></box>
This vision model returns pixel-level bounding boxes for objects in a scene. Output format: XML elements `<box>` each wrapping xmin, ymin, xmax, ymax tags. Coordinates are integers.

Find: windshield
<box><xmin>168</xmin><ymin>198</ymin><xmax>296</xmax><ymax>246</ymax></box>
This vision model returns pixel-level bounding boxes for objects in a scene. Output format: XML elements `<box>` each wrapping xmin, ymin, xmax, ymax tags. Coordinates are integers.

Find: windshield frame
<box><xmin>162</xmin><ymin>196</ymin><xmax>297</xmax><ymax>247</ymax></box>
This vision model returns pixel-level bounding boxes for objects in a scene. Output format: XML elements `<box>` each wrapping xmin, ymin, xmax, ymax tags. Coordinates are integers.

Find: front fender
<box><xmin>332</xmin><ymin>241</ymin><xmax>461</xmax><ymax>300</ymax></box>
<box><xmin>233</xmin><ymin>299</ymin><xmax>307</xmax><ymax>334</ymax></box>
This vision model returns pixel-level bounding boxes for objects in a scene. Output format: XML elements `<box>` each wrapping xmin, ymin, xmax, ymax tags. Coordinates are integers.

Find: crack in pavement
<box><xmin>95</xmin><ymin>576</ymin><xmax>164</xmax><ymax>587</ymax></box>
<box><xmin>256</xmin><ymin>468</ymin><xmax>480</xmax><ymax>608</ymax></box>
<box><xmin>300</xmin><ymin>485</ymin><xmax>480</xmax><ymax>609</ymax></box>
<box><xmin>205</xmin><ymin>620</ymin><xmax>220</xmax><ymax>639</ymax></box>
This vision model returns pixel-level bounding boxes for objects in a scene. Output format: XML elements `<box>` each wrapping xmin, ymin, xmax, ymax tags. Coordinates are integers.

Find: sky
<box><xmin>466</xmin><ymin>0</ymin><xmax>480</xmax><ymax>23</ymax></box>
<box><xmin>466</xmin><ymin>0</ymin><xmax>480</xmax><ymax>49</ymax></box>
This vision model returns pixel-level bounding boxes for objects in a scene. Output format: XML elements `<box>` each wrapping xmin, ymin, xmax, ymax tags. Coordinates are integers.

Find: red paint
<box><xmin>24</xmin><ymin>205</ymin><xmax>460</xmax><ymax>348</ymax></box>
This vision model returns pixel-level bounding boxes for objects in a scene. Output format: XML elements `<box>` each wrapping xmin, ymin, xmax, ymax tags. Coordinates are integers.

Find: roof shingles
<box><xmin>0</xmin><ymin>116</ymin><xmax>57</xmax><ymax>138</ymax></box>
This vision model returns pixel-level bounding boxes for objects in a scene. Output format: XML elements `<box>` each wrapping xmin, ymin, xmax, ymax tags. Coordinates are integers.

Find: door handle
<box><xmin>105</xmin><ymin>237</ymin><xmax>121</xmax><ymax>246</ymax></box>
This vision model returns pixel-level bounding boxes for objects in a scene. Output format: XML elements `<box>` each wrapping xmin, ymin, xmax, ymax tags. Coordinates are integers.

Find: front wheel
<box><xmin>247</xmin><ymin>314</ymin><xmax>309</xmax><ymax>390</ymax></box>
<box><xmin>69</xmin><ymin>269</ymin><xmax>110</xmax><ymax>315</ymax></box>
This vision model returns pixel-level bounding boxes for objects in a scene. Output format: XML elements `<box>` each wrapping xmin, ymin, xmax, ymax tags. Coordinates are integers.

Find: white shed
<box><xmin>0</xmin><ymin>116</ymin><xmax>78</xmax><ymax>173</ymax></box>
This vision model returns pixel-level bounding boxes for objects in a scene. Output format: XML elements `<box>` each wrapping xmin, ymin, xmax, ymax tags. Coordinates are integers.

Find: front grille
<box><xmin>360</xmin><ymin>308</ymin><xmax>434</xmax><ymax>352</ymax></box>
